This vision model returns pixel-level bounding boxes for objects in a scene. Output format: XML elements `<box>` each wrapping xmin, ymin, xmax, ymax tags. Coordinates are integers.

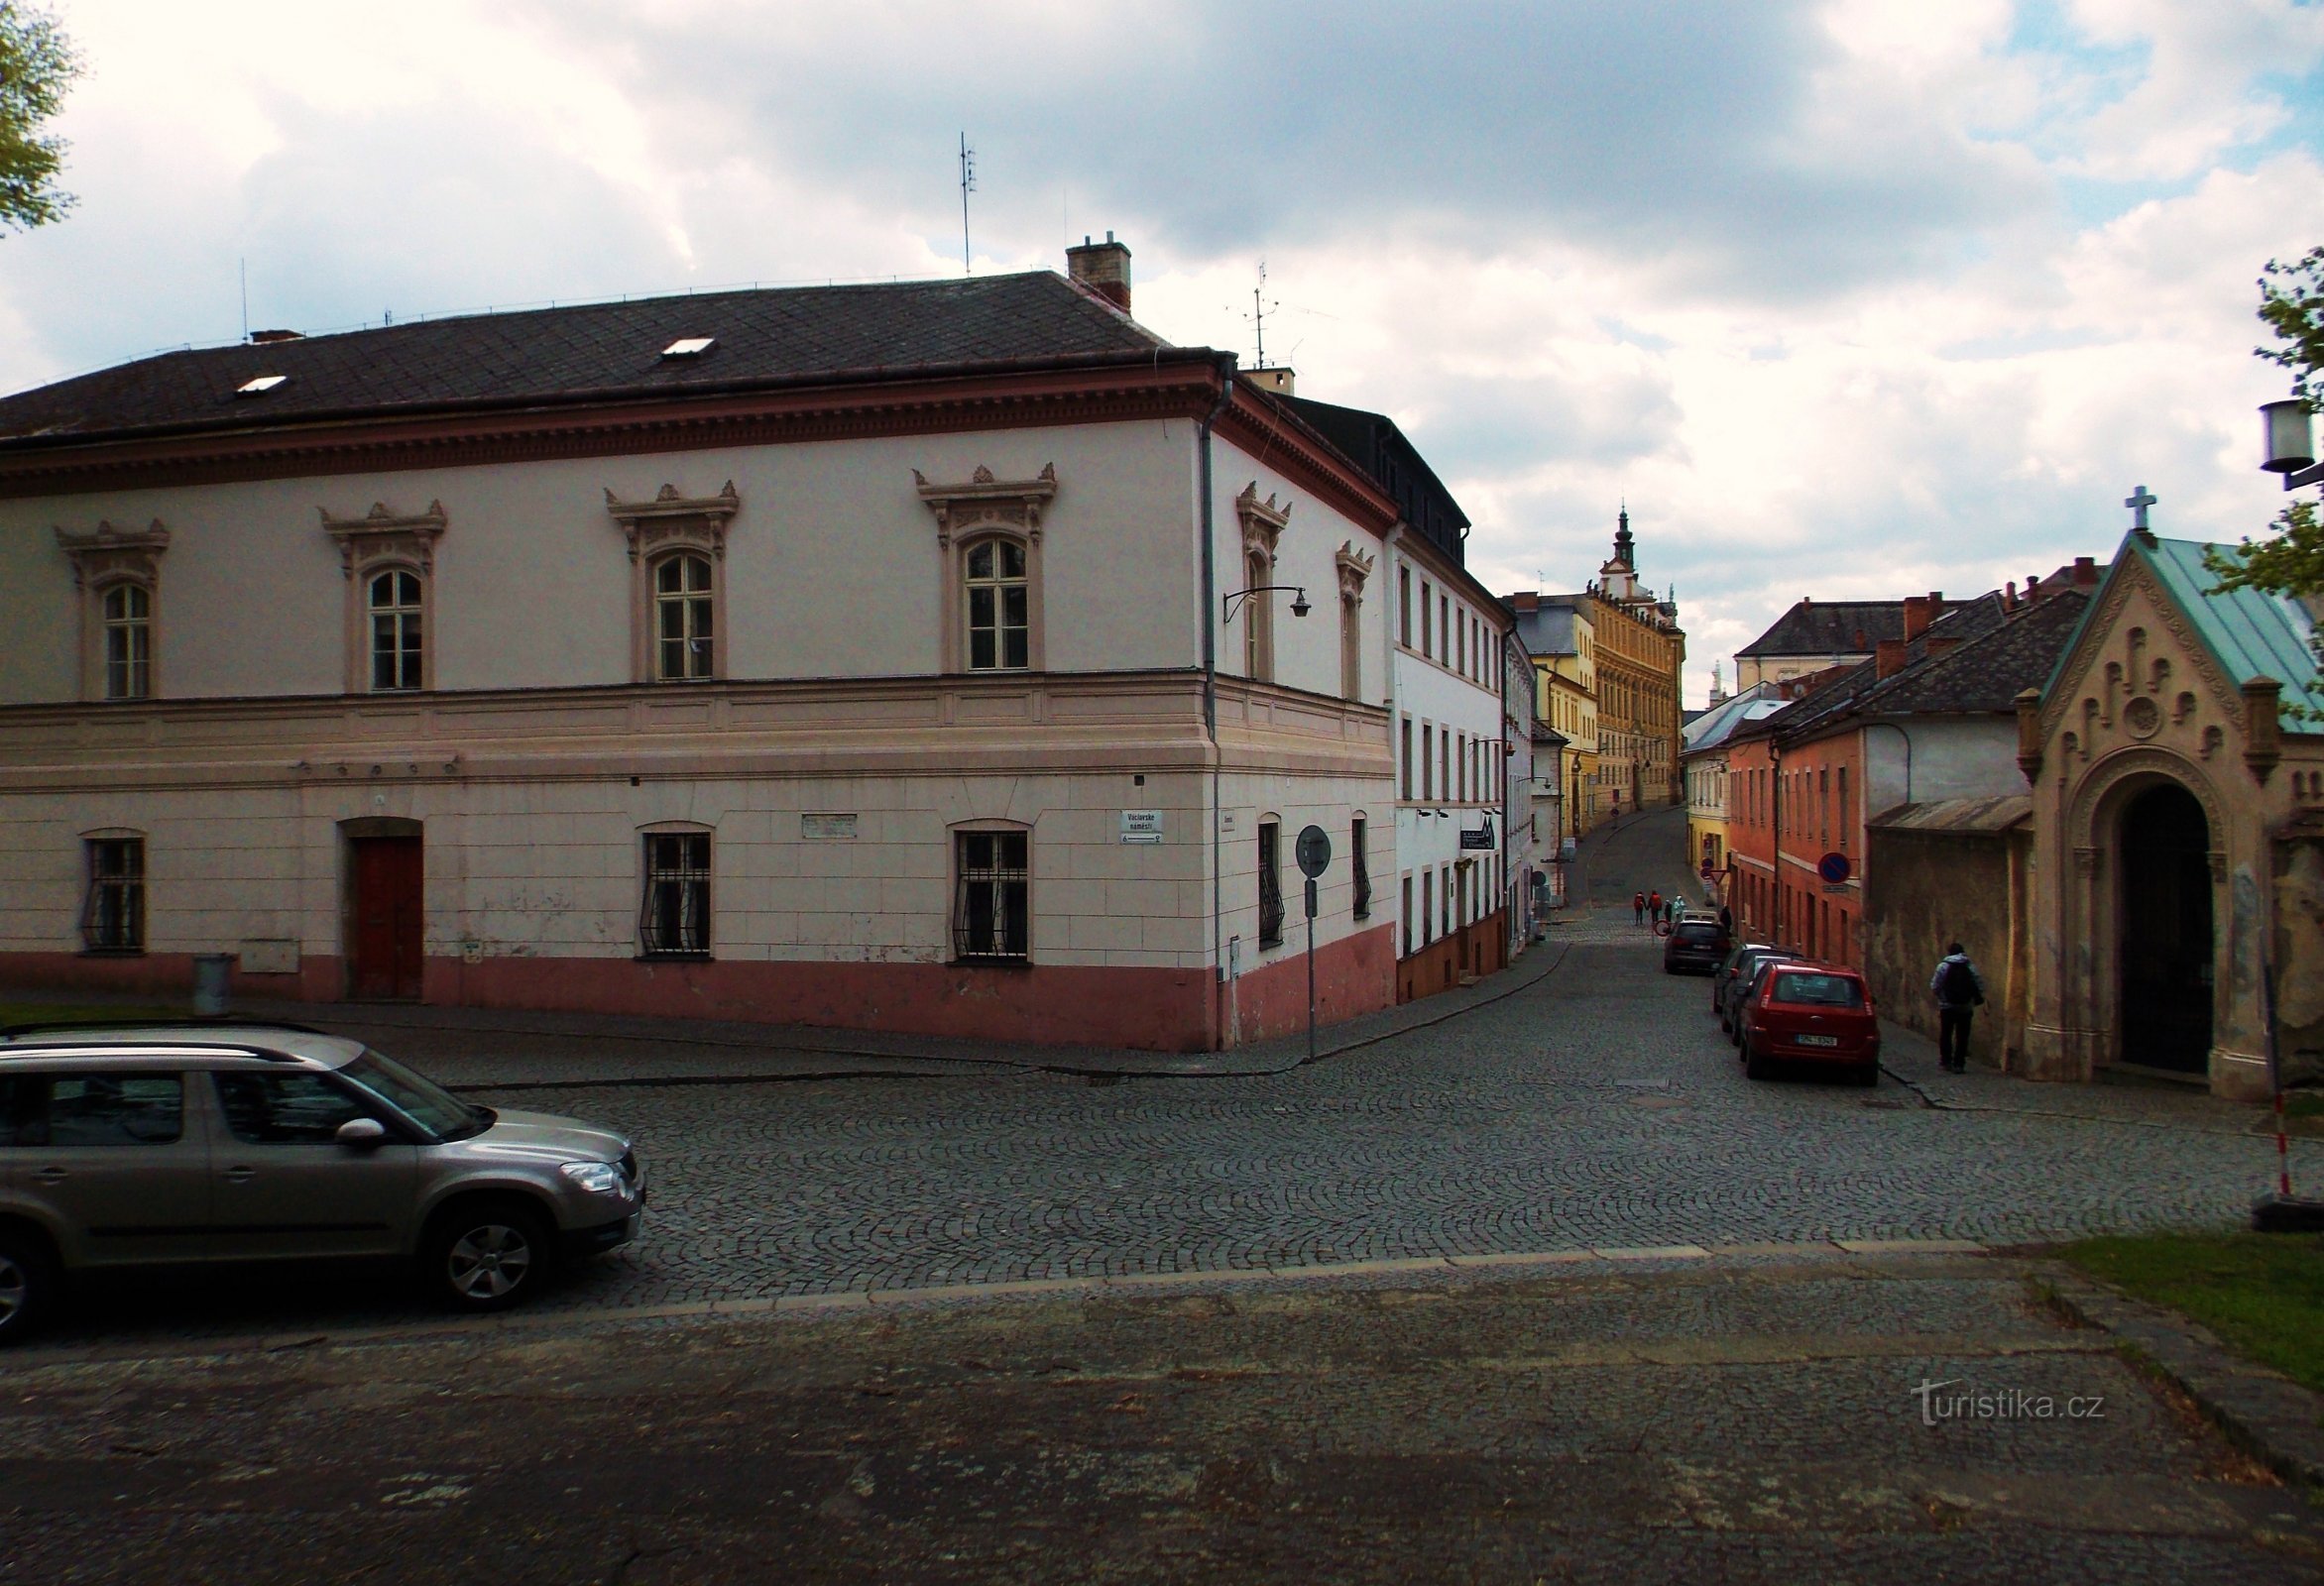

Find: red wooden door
<box><xmin>351</xmin><ymin>837</ymin><xmax>424</xmax><ymax>1000</ymax></box>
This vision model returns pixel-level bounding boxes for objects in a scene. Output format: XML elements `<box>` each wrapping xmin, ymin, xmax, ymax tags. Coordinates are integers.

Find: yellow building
<box><xmin>1507</xmin><ymin>592</ymin><xmax>1601</xmax><ymax>836</ymax></box>
<box><xmin>1577</xmin><ymin>510</ymin><xmax>1685</xmax><ymax>818</ymax></box>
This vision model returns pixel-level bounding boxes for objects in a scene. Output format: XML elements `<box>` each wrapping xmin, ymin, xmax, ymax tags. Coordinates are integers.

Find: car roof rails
<box><xmin>0</xmin><ymin>1017</ymin><xmax>335</xmax><ymax>1039</ymax></box>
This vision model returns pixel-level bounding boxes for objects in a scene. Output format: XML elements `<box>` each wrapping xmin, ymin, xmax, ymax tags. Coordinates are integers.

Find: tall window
<box><xmin>1399</xmin><ymin>567</ymin><xmax>1412</xmax><ymax>646</ymax></box>
<box><xmin>965</xmin><ymin>538</ymin><xmax>1030</xmax><ymax>670</ymax></box>
<box><xmin>1421</xmin><ymin>870</ymin><xmax>1434</xmax><ymax>946</ymax></box>
<box><xmin>1243</xmin><ymin>551</ymin><xmax>1274</xmax><ymax>682</ymax></box>
<box><xmin>654</xmin><ymin>553</ymin><xmax>715</xmax><ymax>682</ymax></box>
<box><xmin>1838</xmin><ymin>767</ymin><xmax>1851</xmax><ymax>851</ymax></box>
<box><xmin>954</xmin><ymin>830</ymin><xmax>1029</xmax><ymax>962</ymax></box>
<box><xmin>1420</xmin><ymin>581</ymin><xmax>1433</xmax><ymax>655</ymax></box>
<box><xmin>1401</xmin><ymin>717</ymin><xmax>1414</xmax><ymax>799</ymax></box>
<box><xmin>1455</xmin><ymin>609</ymin><xmax>1465</xmax><ymax>676</ymax></box>
<box><xmin>101</xmin><ymin>583</ymin><xmax>152</xmax><ymax>701</ymax></box>
<box><xmin>639</xmin><ymin>832</ymin><xmax>711</xmax><ymax>955</ymax></box>
<box><xmin>81</xmin><ymin>837</ymin><xmax>144</xmax><ymax>953</ymax></box>
<box><xmin>368</xmin><ymin>569</ymin><xmax>423</xmax><ymax>692</ymax></box>
<box><xmin>1340</xmin><ymin>591</ymin><xmax>1362</xmax><ymax>702</ymax></box>
<box><xmin>1257</xmin><ymin>822</ymin><xmax>1285</xmax><ymax>947</ymax></box>
<box><xmin>1422</xmin><ymin>725</ymin><xmax>1434</xmax><ymax>799</ymax></box>
<box><xmin>1402</xmin><ymin>874</ymin><xmax>1414</xmax><ymax>955</ymax></box>
<box><xmin>1351</xmin><ymin>818</ymin><xmax>1371</xmax><ymax>919</ymax></box>
<box><xmin>1440</xmin><ymin>594</ymin><xmax>1450</xmax><ymax>663</ymax></box>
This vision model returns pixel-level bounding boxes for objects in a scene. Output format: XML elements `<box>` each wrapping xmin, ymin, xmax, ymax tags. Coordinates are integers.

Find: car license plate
<box><xmin>1796</xmin><ymin>1034</ymin><xmax>1839</xmax><ymax>1047</ymax></box>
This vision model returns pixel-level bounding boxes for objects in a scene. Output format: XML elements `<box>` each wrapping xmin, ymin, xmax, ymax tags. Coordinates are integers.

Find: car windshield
<box><xmin>1676</xmin><ymin>925</ymin><xmax>1722</xmax><ymax>943</ymax></box>
<box><xmin>1771</xmin><ymin>972</ymin><xmax>1865</xmax><ymax>1008</ymax></box>
<box><xmin>336</xmin><ymin>1049</ymin><xmax>491</xmax><ymax>1142</ymax></box>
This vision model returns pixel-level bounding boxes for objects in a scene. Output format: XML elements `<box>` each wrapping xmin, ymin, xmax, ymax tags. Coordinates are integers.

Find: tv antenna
<box><xmin>1245</xmin><ymin>261</ymin><xmax>1278</xmax><ymax>368</ymax></box>
<box><xmin>958</xmin><ymin>133</ymin><xmax>976</xmax><ymax>275</ymax></box>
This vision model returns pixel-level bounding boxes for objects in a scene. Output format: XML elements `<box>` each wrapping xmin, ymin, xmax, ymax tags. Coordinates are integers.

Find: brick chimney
<box><xmin>1901</xmin><ymin>597</ymin><xmax>1930</xmax><ymax>642</ymax></box>
<box><xmin>1875</xmin><ymin>639</ymin><xmax>1909</xmax><ymax>679</ymax></box>
<box><xmin>1508</xmin><ymin>591</ymin><xmax>1539</xmax><ymax>613</ymax></box>
<box><xmin>1243</xmin><ymin>367</ymin><xmax>1296</xmax><ymax>396</ymax></box>
<box><xmin>1066</xmin><ymin>232</ymin><xmax>1131</xmax><ymax>314</ymax></box>
<box><xmin>2071</xmin><ymin>556</ymin><xmax>2098</xmax><ymax>587</ymax></box>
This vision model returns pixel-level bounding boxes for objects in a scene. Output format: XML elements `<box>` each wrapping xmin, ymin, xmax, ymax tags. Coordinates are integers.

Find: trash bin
<box><xmin>191</xmin><ymin>953</ymin><xmax>232</xmax><ymax>1018</ymax></box>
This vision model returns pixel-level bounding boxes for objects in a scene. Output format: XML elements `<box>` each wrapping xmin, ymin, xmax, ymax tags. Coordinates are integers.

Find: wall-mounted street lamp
<box><xmin>2260</xmin><ymin>399</ymin><xmax>2324</xmax><ymax>490</ymax></box>
<box><xmin>1221</xmin><ymin>585</ymin><xmax>1312</xmax><ymax>623</ymax></box>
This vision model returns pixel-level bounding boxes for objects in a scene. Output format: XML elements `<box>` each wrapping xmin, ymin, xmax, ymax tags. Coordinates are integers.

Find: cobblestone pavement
<box><xmin>18</xmin><ymin>804</ymin><xmax>2314</xmax><ymax>1348</ymax></box>
<box><xmin>7</xmin><ymin>1254</ymin><xmax>2319</xmax><ymax>1584</ymax></box>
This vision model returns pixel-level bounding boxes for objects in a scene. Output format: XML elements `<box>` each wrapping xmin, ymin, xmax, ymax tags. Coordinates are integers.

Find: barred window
<box><xmin>964</xmin><ymin>538</ymin><xmax>1030</xmax><ymax>671</ymax></box>
<box><xmin>101</xmin><ymin>583</ymin><xmax>152</xmax><ymax>701</ymax></box>
<box><xmin>1351</xmin><ymin>818</ymin><xmax>1371</xmax><ymax>919</ymax></box>
<box><xmin>368</xmin><ymin>569</ymin><xmax>423</xmax><ymax>692</ymax></box>
<box><xmin>953</xmin><ymin>830</ymin><xmax>1029</xmax><ymax>962</ymax></box>
<box><xmin>1258</xmin><ymin>822</ymin><xmax>1284</xmax><ymax>947</ymax></box>
<box><xmin>639</xmin><ymin>833</ymin><xmax>711</xmax><ymax>956</ymax></box>
<box><xmin>653</xmin><ymin>553</ymin><xmax>715</xmax><ymax>681</ymax></box>
<box><xmin>82</xmin><ymin>838</ymin><xmax>145</xmax><ymax>953</ymax></box>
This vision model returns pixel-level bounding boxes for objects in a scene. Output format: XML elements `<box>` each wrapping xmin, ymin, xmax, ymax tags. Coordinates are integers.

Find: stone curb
<box><xmin>2036</xmin><ymin>1264</ymin><xmax>2324</xmax><ymax>1493</ymax></box>
<box><xmin>18</xmin><ymin>1236</ymin><xmax>1993</xmax><ymax>1367</ymax></box>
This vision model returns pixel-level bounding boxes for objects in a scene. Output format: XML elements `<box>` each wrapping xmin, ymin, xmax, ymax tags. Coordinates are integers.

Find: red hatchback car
<box><xmin>1737</xmin><ymin>962</ymin><xmax>1881</xmax><ymax>1086</ymax></box>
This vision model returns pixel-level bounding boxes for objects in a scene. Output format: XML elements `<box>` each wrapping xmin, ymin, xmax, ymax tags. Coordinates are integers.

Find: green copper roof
<box><xmin>2056</xmin><ymin>530</ymin><xmax>2323</xmax><ymax>729</ymax></box>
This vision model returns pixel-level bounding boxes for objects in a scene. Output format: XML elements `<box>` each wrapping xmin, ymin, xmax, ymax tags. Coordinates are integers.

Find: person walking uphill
<box><xmin>1633</xmin><ymin>891</ymin><xmax>1646</xmax><ymax>926</ymax></box>
<box><xmin>1647</xmin><ymin>890</ymin><xmax>1663</xmax><ymax>931</ymax></box>
<box><xmin>1930</xmin><ymin>942</ymin><xmax>1987</xmax><ymax>1073</ymax></box>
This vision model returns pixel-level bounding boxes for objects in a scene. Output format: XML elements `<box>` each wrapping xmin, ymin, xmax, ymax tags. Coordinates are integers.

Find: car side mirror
<box><xmin>336</xmin><ymin>1117</ymin><xmax>389</xmax><ymax>1150</ymax></box>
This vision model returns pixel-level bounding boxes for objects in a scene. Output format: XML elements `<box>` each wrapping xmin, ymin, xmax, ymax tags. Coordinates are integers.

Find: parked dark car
<box><xmin>1662</xmin><ymin>917</ymin><xmax>1731</xmax><ymax>974</ymax></box>
<box><xmin>1712</xmin><ymin>944</ymin><xmax>1788</xmax><ymax>1031</ymax></box>
<box><xmin>1736</xmin><ymin>963</ymin><xmax>1881</xmax><ymax>1086</ymax></box>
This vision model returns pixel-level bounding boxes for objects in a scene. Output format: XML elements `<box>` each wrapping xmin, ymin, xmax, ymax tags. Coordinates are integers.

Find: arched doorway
<box><xmin>2117</xmin><ymin>782</ymin><xmax>2211</xmax><ymax>1073</ymax></box>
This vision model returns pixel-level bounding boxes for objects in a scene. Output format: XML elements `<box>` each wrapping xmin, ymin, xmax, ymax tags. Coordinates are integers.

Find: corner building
<box><xmin>0</xmin><ymin>252</ymin><xmax>1407</xmax><ymax>1052</ymax></box>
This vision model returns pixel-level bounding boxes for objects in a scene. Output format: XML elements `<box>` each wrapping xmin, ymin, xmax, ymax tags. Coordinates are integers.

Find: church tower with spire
<box><xmin>1598</xmin><ymin>506</ymin><xmax>1640</xmax><ymax>602</ymax></box>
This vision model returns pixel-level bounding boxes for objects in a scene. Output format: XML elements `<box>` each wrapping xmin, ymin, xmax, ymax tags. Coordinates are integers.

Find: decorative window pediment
<box><xmin>915</xmin><ymin>463</ymin><xmax>1057</xmax><ymax>548</ymax></box>
<box><xmin>1237</xmin><ymin>483</ymin><xmax>1291</xmax><ymax>562</ymax></box>
<box><xmin>1335</xmin><ymin>540</ymin><xmax>1374</xmax><ymax>600</ymax></box>
<box><xmin>606</xmin><ymin>481</ymin><xmax>742</xmax><ymax>563</ymax></box>
<box><xmin>55</xmin><ymin>519</ymin><xmax>170</xmax><ymax>591</ymax></box>
<box><xmin>320</xmin><ymin>500</ymin><xmax>446</xmax><ymax>578</ymax></box>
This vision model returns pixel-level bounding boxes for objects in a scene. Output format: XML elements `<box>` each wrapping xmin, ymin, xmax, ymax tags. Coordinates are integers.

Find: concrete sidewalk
<box><xmin>5</xmin><ymin>939</ymin><xmax>1574</xmax><ymax>1090</ymax></box>
<box><xmin>1877</xmin><ymin>1016</ymin><xmax>2275</xmax><ymax>1138</ymax></box>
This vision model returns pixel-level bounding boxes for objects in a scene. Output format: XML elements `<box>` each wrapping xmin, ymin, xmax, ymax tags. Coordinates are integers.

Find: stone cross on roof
<box><xmin>2124</xmin><ymin>484</ymin><xmax>2157</xmax><ymax>531</ymax></box>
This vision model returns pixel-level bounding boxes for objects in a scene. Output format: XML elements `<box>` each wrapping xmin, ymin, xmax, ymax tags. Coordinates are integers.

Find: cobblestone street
<box><xmin>22</xmin><ymin>808</ymin><xmax>2314</xmax><ymax>1348</ymax></box>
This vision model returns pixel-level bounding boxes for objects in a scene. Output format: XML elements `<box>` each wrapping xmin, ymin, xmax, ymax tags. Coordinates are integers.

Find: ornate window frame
<box><xmin>56</xmin><ymin>519</ymin><xmax>170</xmax><ymax>701</ymax></box>
<box><xmin>916</xmin><ymin>463</ymin><xmax>1056</xmax><ymax>674</ymax></box>
<box><xmin>1236</xmin><ymin>484</ymin><xmax>1292</xmax><ymax>683</ymax></box>
<box><xmin>321</xmin><ymin>501</ymin><xmax>446</xmax><ymax>693</ymax></box>
<box><xmin>1336</xmin><ymin>539</ymin><xmax>1373</xmax><ymax>702</ymax></box>
<box><xmin>607</xmin><ymin>482</ymin><xmax>740</xmax><ymax>683</ymax></box>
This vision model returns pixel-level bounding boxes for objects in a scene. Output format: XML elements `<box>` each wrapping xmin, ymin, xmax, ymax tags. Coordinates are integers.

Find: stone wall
<box><xmin>1862</xmin><ymin>824</ymin><xmax>2021</xmax><ymax>1067</ymax></box>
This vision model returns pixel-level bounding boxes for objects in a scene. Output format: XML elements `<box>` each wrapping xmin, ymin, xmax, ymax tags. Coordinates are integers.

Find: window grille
<box><xmin>654</xmin><ymin>553</ymin><xmax>715</xmax><ymax>681</ymax></box>
<box><xmin>953</xmin><ymin>830</ymin><xmax>1030</xmax><ymax>961</ymax></box>
<box><xmin>101</xmin><ymin>583</ymin><xmax>151</xmax><ymax>700</ymax></box>
<box><xmin>1257</xmin><ymin>823</ymin><xmax>1284</xmax><ymax>947</ymax></box>
<box><xmin>81</xmin><ymin>838</ymin><xmax>145</xmax><ymax>953</ymax></box>
<box><xmin>1351</xmin><ymin>819</ymin><xmax>1371</xmax><ymax>919</ymax></box>
<box><xmin>639</xmin><ymin>833</ymin><xmax>711</xmax><ymax>955</ymax></box>
<box><xmin>964</xmin><ymin>539</ymin><xmax>1030</xmax><ymax>670</ymax></box>
<box><xmin>368</xmin><ymin>569</ymin><xmax>423</xmax><ymax>691</ymax></box>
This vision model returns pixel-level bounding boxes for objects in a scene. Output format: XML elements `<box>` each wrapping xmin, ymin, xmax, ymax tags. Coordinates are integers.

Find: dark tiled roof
<box><xmin>0</xmin><ymin>272</ymin><xmax>1170</xmax><ymax>448</ymax></box>
<box><xmin>1772</xmin><ymin>589</ymin><xmax>2087</xmax><ymax>743</ymax></box>
<box><xmin>1271</xmin><ymin>392</ymin><xmax>1470</xmax><ymax>566</ymax></box>
<box><xmin>1737</xmin><ymin>599</ymin><xmax>1913</xmax><ymax>658</ymax></box>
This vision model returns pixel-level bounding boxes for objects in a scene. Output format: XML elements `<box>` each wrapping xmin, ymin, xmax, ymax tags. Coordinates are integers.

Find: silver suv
<box><xmin>0</xmin><ymin>1022</ymin><xmax>645</xmax><ymax>1342</ymax></box>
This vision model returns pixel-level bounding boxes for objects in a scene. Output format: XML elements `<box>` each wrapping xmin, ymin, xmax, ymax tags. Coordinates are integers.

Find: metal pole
<box><xmin>1307</xmin><ymin>902</ymin><xmax>1318</xmax><ymax>1064</ymax></box>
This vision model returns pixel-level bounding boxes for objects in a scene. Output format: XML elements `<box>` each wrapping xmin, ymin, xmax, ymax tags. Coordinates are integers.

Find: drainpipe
<box><xmin>1199</xmin><ymin>357</ymin><xmax>1235</xmax><ymax>1050</ymax></box>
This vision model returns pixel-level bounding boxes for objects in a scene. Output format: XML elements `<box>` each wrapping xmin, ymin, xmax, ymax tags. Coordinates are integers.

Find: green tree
<box><xmin>0</xmin><ymin>2</ymin><xmax>79</xmax><ymax>233</ymax></box>
<box><xmin>2206</xmin><ymin>247</ymin><xmax>2324</xmax><ymax>715</ymax></box>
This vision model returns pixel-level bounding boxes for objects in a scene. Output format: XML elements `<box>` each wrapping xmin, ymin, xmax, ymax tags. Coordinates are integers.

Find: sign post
<box><xmin>1295</xmin><ymin>825</ymin><xmax>1331</xmax><ymax>1064</ymax></box>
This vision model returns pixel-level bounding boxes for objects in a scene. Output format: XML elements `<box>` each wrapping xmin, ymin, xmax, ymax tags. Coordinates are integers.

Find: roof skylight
<box><xmin>235</xmin><ymin>374</ymin><xmax>288</xmax><ymax>396</ymax></box>
<box><xmin>660</xmin><ymin>336</ymin><xmax>715</xmax><ymax>359</ymax></box>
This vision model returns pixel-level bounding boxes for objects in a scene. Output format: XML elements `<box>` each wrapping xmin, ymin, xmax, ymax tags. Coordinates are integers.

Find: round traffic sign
<box><xmin>1816</xmin><ymin>850</ymin><xmax>1852</xmax><ymax>885</ymax></box>
<box><xmin>1295</xmin><ymin>824</ymin><xmax>1331</xmax><ymax>878</ymax></box>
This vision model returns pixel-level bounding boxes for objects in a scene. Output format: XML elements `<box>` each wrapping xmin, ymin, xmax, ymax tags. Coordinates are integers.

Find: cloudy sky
<box><xmin>6</xmin><ymin>0</ymin><xmax>2321</xmax><ymax>698</ymax></box>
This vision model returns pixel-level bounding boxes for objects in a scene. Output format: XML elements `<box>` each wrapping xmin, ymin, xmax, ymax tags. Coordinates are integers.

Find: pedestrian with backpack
<box><xmin>1647</xmin><ymin>890</ymin><xmax>1662</xmax><ymax>930</ymax></box>
<box><xmin>1929</xmin><ymin>942</ymin><xmax>1986</xmax><ymax>1073</ymax></box>
<box><xmin>1633</xmin><ymin>891</ymin><xmax>1646</xmax><ymax>926</ymax></box>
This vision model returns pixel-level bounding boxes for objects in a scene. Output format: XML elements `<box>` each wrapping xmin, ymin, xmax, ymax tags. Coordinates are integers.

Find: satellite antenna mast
<box><xmin>958</xmin><ymin>133</ymin><xmax>976</xmax><ymax>275</ymax></box>
<box><xmin>1246</xmin><ymin>261</ymin><xmax>1277</xmax><ymax>368</ymax></box>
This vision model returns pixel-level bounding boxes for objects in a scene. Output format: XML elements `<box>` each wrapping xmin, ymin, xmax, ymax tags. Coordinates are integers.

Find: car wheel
<box><xmin>1854</xmin><ymin>1062</ymin><xmax>1881</xmax><ymax>1088</ymax></box>
<box><xmin>423</xmin><ymin>1198</ymin><xmax>554</xmax><ymax>1312</ymax></box>
<box><xmin>1744</xmin><ymin>1036</ymin><xmax>1774</xmax><ymax>1080</ymax></box>
<box><xmin>0</xmin><ymin>1228</ymin><xmax>58</xmax><ymax>1346</ymax></box>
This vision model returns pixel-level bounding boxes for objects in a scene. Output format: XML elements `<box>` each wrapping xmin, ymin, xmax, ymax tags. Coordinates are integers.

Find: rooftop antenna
<box><xmin>239</xmin><ymin>258</ymin><xmax>248</xmax><ymax>344</ymax></box>
<box><xmin>958</xmin><ymin>133</ymin><xmax>976</xmax><ymax>276</ymax></box>
<box><xmin>1245</xmin><ymin>261</ymin><xmax>1277</xmax><ymax>368</ymax></box>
